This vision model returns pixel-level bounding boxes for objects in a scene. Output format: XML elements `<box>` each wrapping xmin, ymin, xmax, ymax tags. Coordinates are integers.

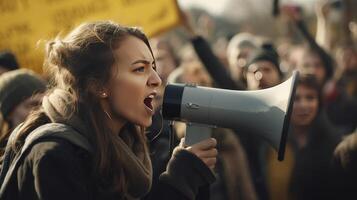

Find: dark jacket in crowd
<box><xmin>325</xmin><ymin>72</ymin><xmax>357</xmax><ymax>134</ymax></box>
<box><xmin>288</xmin><ymin>113</ymin><xmax>342</xmax><ymax>200</ymax></box>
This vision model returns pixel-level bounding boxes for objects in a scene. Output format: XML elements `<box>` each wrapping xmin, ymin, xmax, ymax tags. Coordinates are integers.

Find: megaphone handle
<box><xmin>185</xmin><ymin>123</ymin><xmax>213</xmax><ymax>146</ymax></box>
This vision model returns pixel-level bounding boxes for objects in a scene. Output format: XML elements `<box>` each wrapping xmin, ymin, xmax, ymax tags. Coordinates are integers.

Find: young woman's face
<box><xmin>106</xmin><ymin>36</ymin><xmax>162</xmax><ymax>128</ymax></box>
<box><xmin>8</xmin><ymin>93</ymin><xmax>44</xmax><ymax>127</ymax></box>
<box><xmin>291</xmin><ymin>85</ymin><xmax>319</xmax><ymax>127</ymax></box>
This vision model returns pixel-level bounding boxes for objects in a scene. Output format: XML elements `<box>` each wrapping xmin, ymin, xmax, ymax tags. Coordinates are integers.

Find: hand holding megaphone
<box><xmin>175</xmin><ymin>137</ymin><xmax>218</xmax><ymax>170</ymax></box>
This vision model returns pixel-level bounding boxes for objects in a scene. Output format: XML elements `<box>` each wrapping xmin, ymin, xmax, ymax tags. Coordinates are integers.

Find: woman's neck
<box><xmin>100</xmin><ymin>100</ymin><xmax>126</xmax><ymax>135</ymax></box>
<box><xmin>109</xmin><ymin>119</ymin><xmax>125</xmax><ymax>135</ymax></box>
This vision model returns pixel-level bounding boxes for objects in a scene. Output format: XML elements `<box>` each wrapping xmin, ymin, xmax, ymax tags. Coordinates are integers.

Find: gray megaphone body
<box><xmin>162</xmin><ymin>71</ymin><xmax>299</xmax><ymax>161</ymax></box>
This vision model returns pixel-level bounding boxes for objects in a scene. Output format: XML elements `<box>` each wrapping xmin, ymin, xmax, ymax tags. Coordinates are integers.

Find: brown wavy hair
<box><xmin>11</xmin><ymin>21</ymin><xmax>153</xmax><ymax>196</ymax></box>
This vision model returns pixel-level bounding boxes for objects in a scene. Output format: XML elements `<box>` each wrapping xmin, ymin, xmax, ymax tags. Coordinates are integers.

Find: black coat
<box><xmin>0</xmin><ymin>122</ymin><xmax>215</xmax><ymax>200</ymax></box>
<box><xmin>1</xmin><ymin>138</ymin><xmax>98</xmax><ymax>200</ymax></box>
<box><xmin>145</xmin><ymin>111</ymin><xmax>212</xmax><ymax>200</ymax></box>
<box><xmin>289</xmin><ymin>113</ymin><xmax>342</xmax><ymax>200</ymax></box>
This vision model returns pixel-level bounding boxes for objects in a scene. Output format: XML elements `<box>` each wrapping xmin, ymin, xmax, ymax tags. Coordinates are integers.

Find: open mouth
<box><xmin>144</xmin><ymin>95</ymin><xmax>154</xmax><ymax>111</ymax></box>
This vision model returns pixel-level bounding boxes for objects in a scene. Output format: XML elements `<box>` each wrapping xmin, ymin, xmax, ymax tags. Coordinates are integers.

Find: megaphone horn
<box><xmin>162</xmin><ymin>71</ymin><xmax>299</xmax><ymax>161</ymax></box>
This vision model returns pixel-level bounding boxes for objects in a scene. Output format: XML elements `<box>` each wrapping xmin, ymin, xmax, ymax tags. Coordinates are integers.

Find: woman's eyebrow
<box><xmin>131</xmin><ymin>59</ymin><xmax>151</xmax><ymax>65</ymax></box>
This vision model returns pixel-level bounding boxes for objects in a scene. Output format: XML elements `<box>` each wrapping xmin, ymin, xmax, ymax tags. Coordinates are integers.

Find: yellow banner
<box><xmin>0</xmin><ymin>0</ymin><xmax>181</xmax><ymax>72</ymax></box>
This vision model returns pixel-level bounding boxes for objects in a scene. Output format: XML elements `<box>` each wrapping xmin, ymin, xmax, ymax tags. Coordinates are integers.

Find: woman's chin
<box><xmin>137</xmin><ymin>118</ymin><xmax>152</xmax><ymax>128</ymax></box>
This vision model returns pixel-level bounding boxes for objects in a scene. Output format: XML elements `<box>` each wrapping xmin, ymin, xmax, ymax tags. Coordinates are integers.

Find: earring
<box><xmin>101</xmin><ymin>92</ymin><xmax>107</xmax><ymax>98</ymax></box>
<box><xmin>104</xmin><ymin>110</ymin><xmax>112</xmax><ymax>120</ymax></box>
<box><xmin>148</xmin><ymin>109</ymin><xmax>164</xmax><ymax>142</ymax></box>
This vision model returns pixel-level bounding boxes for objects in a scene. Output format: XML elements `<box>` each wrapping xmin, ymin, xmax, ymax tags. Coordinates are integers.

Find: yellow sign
<box><xmin>0</xmin><ymin>0</ymin><xmax>181</xmax><ymax>72</ymax></box>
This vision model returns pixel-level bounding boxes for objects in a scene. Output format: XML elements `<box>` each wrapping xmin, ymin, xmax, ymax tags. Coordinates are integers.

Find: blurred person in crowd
<box><xmin>177</xmin><ymin>44</ymin><xmax>199</xmax><ymax>65</ymax></box>
<box><xmin>227</xmin><ymin>33</ymin><xmax>259</xmax><ymax>83</ymax></box>
<box><xmin>283</xmin><ymin>0</ymin><xmax>357</xmax><ymax>135</ymax></box>
<box><xmin>167</xmin><ymin>61</ymin><xmax>257</xmax><ymax>200</ymax></box>
<box><xmin>0</xmin><ymin>21</ymin><xmax>217</xmax><ymax>200</ymax></box>
<box><xmin>276</xmin><ymin>41</ymin><xmax>297</xmax><ymax>75</ymax></box>
<box><xmin>246</xmin><ymin>46</ymin><xmax>283</xmax><ymax>90</ymax></box>
<box><xmin>296</xmin><ymin>47</ymin><xmax>334</xmax><ymax>86</ymax></box>
<box><xmin>324</xmin><ymin>45</ymin><xmax>357</xmax><ymax>134</ymax></box>
<box><xmin>149</xmin><ymin>37</ymin><xmax>180</xmax><ymax>119</ymax></box>
<box><xmin>150</xmin><ymin>38</ymin><xmax>179</xmax><ymax>85</ymax></box>
<box><xmin>266</xmin><ymin>75</ymin><xmax>341</xmax><ymax>200</ymax></box>
<box><xmin>0</xmin><ymin>69</ymin><xmax>46</xmax><ymax>158</ymax></box>
<box><xmin>178</xmin><ymin>5</ymin><xmax>248</xmax><ymax>90</ymax></box>
<box><xmin>167</xmin><ymin>61</ymin><xmax>212</xmax><ymax>87</ymax></box>
<box><xmin>283</xmin><ymin>4</ymin><xmax>335</xmax><ymax>86</ymax></box>
<box><xmin>242</xmin><ymin>45</ymin><xmax>285</xmax><ymax>200</ymax></box>
<box><xmin>335</xmin><ymin>45</ymin><xmax>357</xmax><ymax>79</ymax></box>
<box><xmin>0</xmin><ymin>51</ymin><xmax>19</xmax><ymax>75</ymax></box>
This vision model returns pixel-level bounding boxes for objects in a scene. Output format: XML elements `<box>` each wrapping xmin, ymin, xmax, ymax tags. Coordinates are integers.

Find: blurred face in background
<box><xmin>337</xmin><ymin>47</ymin><xmax>357</xmax><ymax>72</ymax></box>
<box><xmin>227</xmin><ymin>33</ymin><xmax>258</xmax><ymax>82</ymax></box>
<box><xmin>291</xmin><ymin>85</ymin><xmax>319</xmax><ymax>127</ymax></box>
<box><xmin>8</xmin><ymin>93</ymin><xmax>44</xmax><ymax>127</ymax></box>
<box><xmin>183</xmin><ymin>62</ymin><xmax>212</xmax><ymax>87</ymax></box>
<box><xmin>228</xmin><ymin>47</ymin><xmax>256</xmax><ymax>81</ymax></box>
<box><xmin>246</xmin><ymin>61</ymin><xmax>280</xmax><ymax>90</ymax></box>
<box><xmin>0</xmin><ymin>67</ymin><xmax>10</xmax><ymax>76</ymax></box>
<box><xmin>151</xmin><ymin>39</ymin><xmax>176</xmax><ymax>84</ymax></box>
<box><xmin>235</xmin><ymin>48</ymin><xmax>253</xmax><ymax>68</ymax></box>
<box><xmin>298</xmin><ymin>52</ymin><xmax>326</xmax><ymax>84</ymax></box>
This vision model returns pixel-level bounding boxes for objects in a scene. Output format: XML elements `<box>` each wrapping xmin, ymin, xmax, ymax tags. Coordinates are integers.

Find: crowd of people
<box><xmin>0</xmin><ymin>0</ymin><xmax>356</xmax><ymax>199</ymax></box>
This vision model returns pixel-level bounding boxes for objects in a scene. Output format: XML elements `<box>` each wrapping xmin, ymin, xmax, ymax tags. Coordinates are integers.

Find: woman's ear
<box><xmin>98</xmin><ymin>85</ymin><xmax>109</xmax><ymax>99</ymax></box>
<box><xmin>88</xmin><ymin>78</ymin><xmax>109</xmax><ymax>99</ymax></box>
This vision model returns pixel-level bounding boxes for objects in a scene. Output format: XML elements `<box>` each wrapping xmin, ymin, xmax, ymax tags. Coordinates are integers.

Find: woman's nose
<box><xmin>148</xmin><ymin>69</ymin><xmax>162</xmax><ymax>87</ymax></box>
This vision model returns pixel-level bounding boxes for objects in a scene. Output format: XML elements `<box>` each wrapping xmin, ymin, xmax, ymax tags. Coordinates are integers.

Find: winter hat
<box><xmin>0</xmin><ymin>51</ymin><xmax>19</xmax><ymax>71</ymax></box>
<box><xmin>248</xmin><ymin>48</ymin><xmax>283</xmax><ymax>77</ymax></box>
<box><xmin>0</xmin><ymin>69</ymin><xmax>46</xmax><ymax>118</ymax></box>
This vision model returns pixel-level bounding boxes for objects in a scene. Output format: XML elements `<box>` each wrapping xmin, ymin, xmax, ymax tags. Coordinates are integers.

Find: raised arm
<box><xmin>178</xmin><ymin>5</ymin><xmax>245</xmax><ymax>90</ymax></box>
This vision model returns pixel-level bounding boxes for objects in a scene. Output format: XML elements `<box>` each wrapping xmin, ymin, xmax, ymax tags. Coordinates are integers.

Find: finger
<box><xmin>196</xmin><ymin>148</ymin><xmax>218</xmax><ymax>158</ymax></box>
<box><xmin>202</xmin><ymin>157</ymin><xmax>217</xmax><ymax>169</ymax></box>
<box><xmin>190</xmin><ymin>138</ymin><xmax>217</xmax><ymax>151</ymax></box>
<box><xmin>179</xmin><ymin>138</ymin><xmax>185</xmax><ymax>148</ymax></box>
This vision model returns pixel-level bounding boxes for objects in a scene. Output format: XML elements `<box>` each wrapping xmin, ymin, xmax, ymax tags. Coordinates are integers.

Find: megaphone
<box><xmin>162</xmin><ymin>71</ymin><xmax>299</xmax><ymax>161</ymax></box>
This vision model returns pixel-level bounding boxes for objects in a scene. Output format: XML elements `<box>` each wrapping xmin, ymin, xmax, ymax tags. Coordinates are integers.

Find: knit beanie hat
<box><xmin>0</xmin><ymin>69</ymin><xmax>46</xmax><ymax>118</ymax></box>
<box><xmin>0</xmin><ymin>51</ymin><xmax>19</xmax><ymax>71</ymax></box>
<box><xmin>248</xmin><ymin>48</ymin><xmax>283</xmax><ymax>77</ymax></box>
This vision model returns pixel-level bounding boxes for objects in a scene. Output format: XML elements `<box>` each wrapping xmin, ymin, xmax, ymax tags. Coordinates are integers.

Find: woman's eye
<box><xmin>306</xmin><ymin>95</ymin><xmax>316</xmax><ymax>101</ymax></box>
<box><xmin>134</xmin><ymin>66</ymin><xmax>145</xmax><ymax>72</ymax></box>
